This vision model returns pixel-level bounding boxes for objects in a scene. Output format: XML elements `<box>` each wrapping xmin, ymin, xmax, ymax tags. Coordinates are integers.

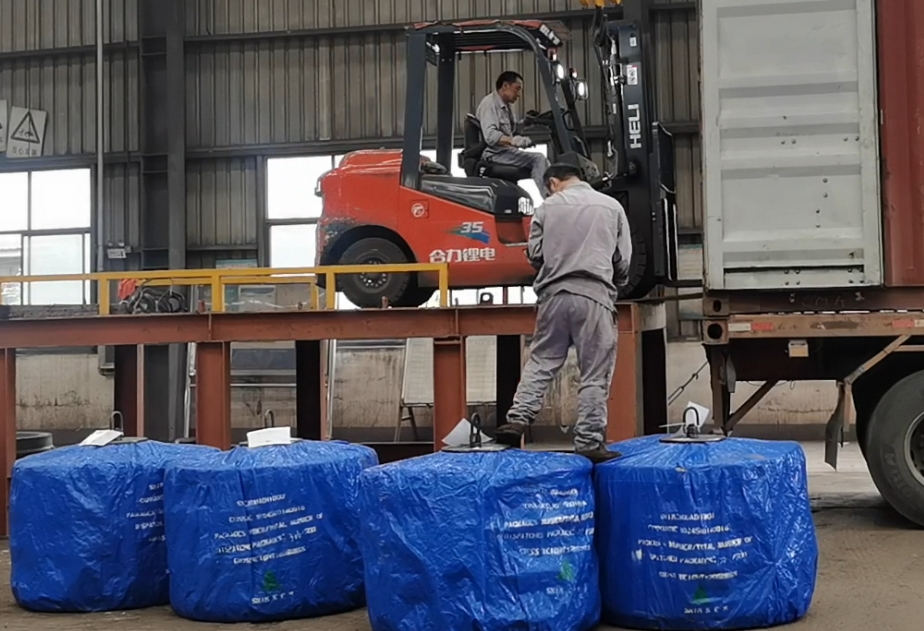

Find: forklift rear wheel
<box><xmin>865</xmin><ymin>369</ymin><xmax>924</xmax><ymax>526</ymax></box>
<box><xmin>338</xmin><ymin>237</ymin><xmax>412</xmax><ymax>308</ymax></box>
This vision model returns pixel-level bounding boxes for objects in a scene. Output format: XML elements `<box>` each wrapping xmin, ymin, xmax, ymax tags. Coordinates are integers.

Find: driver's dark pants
<box><xmin>506</xmin><ymin>291</ymin><xmax>617</xmax><ymax>450</ymax></box>
<box><xmin>487</xmin><ymin>150</ymin><xmax>550</xmax><ymax>198</ymax></box>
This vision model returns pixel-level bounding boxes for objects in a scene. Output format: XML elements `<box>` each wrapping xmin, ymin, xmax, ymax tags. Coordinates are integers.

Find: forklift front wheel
<box><xmin>337</xmin><ymin>237</ymin><xmax>412</xmax><ymax>308</ymax></box>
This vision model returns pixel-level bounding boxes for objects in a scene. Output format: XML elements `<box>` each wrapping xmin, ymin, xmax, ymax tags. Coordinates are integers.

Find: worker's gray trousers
<box><xmin>506</xmin><ymin>291</ymin><xmax>617</xmax><ymax>450</ymax></box>
<box><xmin>486</xmin><ymin>150</ymin><xmax>550</xmax><ymax>198</ymax></box>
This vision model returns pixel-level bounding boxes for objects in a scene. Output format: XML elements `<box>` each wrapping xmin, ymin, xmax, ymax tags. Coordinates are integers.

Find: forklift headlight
<box><xmin>553</xmin><ymin>62</ymin><xmax>566</xmax><ymax>82</ymax></box>
<box><xmin>575</xmin><ymin>80</ymin><xmax>589</xmax><ymax>101</ymax></box>
<box><xmin>315</xmin><ymin>177</ymin><xmax>323</xmax><ymax>198</ymax></box>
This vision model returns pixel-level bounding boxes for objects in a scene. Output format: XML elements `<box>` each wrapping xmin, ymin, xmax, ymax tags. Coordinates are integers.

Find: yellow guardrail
<box><xmin>0</xmin><ymin>263</ymin><xmax>450</xmax><ymax>315</ymax></box>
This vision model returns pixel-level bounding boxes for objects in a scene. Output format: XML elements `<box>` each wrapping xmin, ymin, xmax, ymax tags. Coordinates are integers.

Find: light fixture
<box><xmin>553</xmin><ymin>62</ymin><xmax>566</xmax><ymax>81</ymax></box>
<box><xmin>576</xmin><ymin>80</ymin><xmax>589</xmax><ymax>100</ymax></box>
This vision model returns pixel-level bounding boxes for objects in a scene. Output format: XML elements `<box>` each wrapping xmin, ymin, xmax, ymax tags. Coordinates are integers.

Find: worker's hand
<box><xmin>512</xmin><ymin>136</ymin><xmax>534</xmax><ymax>149</ymax></box>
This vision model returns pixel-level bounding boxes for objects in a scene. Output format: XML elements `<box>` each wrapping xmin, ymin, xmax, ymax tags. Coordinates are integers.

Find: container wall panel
<box><xmin>186</xmin><ymin>158</ymin><xmax>260</xmax><ymax>248</ymax></box>
<box><xmin>701</xmin><ymin>0</ymin><xmax>881</xmax><ymax>291</ymax></box>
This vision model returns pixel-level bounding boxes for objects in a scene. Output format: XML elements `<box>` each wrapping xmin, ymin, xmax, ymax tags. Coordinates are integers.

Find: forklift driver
<box><xmin>475</xmin><ymin>71</ymin><xmax>551</xmax><ymax>197</ymax></box>
<box><xmin>494</xmin><ymin>163</ymin><xmax>632</xmax><ymax>464</ymax></box>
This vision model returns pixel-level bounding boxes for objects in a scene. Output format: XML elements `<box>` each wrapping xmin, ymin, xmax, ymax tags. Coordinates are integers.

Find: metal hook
<box><xmin>263</xmin><ymin>409</ymin><xmax>276</xmax><ymax>428</ymax></box>
<box><xmin>682</xmin><ymin>405</ymin><xmax>701</xmax><ymax>438</ymax></box>
<box><xmin>110</xmin><ymin>411</ymin><xmax>124</xmax><ymax>432</ymax></box>
<box><xmin>469</xmin><ymin>412</ymin><xmax>483</xmax><ymax>448</ymax></box>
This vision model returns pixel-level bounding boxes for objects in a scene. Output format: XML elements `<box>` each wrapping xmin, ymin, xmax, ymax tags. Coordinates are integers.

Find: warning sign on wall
<box><xmin>6</xmin><ymin>106</ymin><xmax>47</xmax><ymax>159</ymax></box>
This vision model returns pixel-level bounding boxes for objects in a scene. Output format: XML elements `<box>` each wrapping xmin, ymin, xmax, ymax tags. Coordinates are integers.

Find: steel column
<box><xmin>0</xmin><ymin>349</ymin><xmax>14</xmax><ymax>537</ymax></box>
<box><xmin>641</xmin><ymin>329</ymin><xmax>668</xmax><ymax>435</ymax></box>
<box><xmin>432</xmin><ymin>337</ymin><xmax>467</xmax><ymax>450</ymax></box>
<box><xmin>609</xmin><ymin>306</ymin><xmax>642</xmax><ymax>441</ymax></box>
<box><xmin>113</xmin><ymin>345</ymin><xmax>143</xmax><ymax>436</ymax></box>
<box><xmin>495</xmin><ymin>335</ymin><xmax>522</xmax><ymax>431</ymax></box>
<box><xmin>139</xmin><ymin>0</ymin><xmax>187</xmax><ymax>442</ymax></box>
<box><xmin>295</xmin><ymin>341</ymin><xmax>323</xmax><ymax>440</ymax></box>
<box><xmin>195</xmin><ymin>342</ymin><xmax>231</xmax><ymax>450</ymax></box>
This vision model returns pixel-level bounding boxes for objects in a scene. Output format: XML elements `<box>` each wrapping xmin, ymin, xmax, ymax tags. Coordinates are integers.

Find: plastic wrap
<box><xmin>595</xmin><ymin>435</ymin><xmax>818</xmax><ymax>630</ymax></box>
<box><xmin>9</xmin><ymin>441</ymin><xmax>207</xmax><ymax>612</ymax></box>
<box><xmin>164</xmin><ymin>440</ymin><xmax>378</xmax><ymax>623</ymax></box>
<box><xmin>359</xmin><ymin>450</ymin><xmax>600</xmax><ymax>631</ymax></box>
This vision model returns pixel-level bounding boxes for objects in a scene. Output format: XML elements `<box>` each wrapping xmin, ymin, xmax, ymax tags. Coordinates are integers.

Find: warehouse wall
<box><xmin>18</xmin><ymin>347</ymin><xmax>837</xmax><ymax>446</ymax></box>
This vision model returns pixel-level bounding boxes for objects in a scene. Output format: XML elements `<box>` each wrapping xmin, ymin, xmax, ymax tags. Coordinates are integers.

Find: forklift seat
<box><xmin>459</xmin><ymin>114</ymin><xmax>533</xmax><ymax>184</ymax></box>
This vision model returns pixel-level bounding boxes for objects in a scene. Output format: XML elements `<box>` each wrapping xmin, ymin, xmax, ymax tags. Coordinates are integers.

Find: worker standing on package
<box><xmin>476</xmin><ymin>71</ymin><xmax>551</xmax><ymax>197</ymax></box>
<box><xmin>494</xmin><ymin>163</ymin><xmax>632</xmax><ymax>464</ymax></box>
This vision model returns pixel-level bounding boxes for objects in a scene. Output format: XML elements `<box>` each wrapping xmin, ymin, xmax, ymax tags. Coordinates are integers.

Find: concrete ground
<box><xmin>1</xmin><ymin>442</ymin><xmax>921</xmax><ymax>631</ymax></box>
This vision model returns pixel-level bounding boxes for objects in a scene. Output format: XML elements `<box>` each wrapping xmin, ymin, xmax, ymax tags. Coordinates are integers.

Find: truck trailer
<box><xmin>700</xmin><ymin>0</ymin><xmax>924</xmax><ymax>525</ymax></box>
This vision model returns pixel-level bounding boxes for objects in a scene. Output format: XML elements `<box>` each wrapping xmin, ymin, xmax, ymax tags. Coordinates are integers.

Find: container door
<box><xmin>701</xmin><ymin>0</ymin><xmax>882</xmax><ymax>290</ymax></box>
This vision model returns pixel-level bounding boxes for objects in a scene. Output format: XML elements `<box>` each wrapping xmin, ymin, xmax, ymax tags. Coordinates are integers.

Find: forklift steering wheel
<box><xmin>524</xmin><ymin>109</ymin><xmax>555</xmax><ymax>127</ymax></box>
<box><xmin>421</xmin><ymin>161</ymin><xmax>449</xmax><ymax>175</ymax></box>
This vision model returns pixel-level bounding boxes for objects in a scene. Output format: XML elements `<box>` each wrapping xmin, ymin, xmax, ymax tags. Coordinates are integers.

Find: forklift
<box><xmin>316</xmin><ymin>0</ymin><xmax>678</xmax><ymax>308</ymax></box>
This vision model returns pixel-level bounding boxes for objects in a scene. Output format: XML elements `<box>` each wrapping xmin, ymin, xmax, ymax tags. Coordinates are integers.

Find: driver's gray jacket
<box><xmin>527</xmin><ymin>181</ymin><xmax>632</xmax><ymax>310</ymax></box>
<box><xmin>476</xmin><ymin>91</ymin><xmax>518</xmax><ymax>159</ymax></box>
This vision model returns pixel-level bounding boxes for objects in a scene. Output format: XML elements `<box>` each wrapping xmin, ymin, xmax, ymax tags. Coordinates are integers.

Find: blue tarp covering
<box><xmin>164</xmin><ymin>440</ymin><xmax>378</xmax><ymax>623</ymax></box>
<box><xmin>358</xmin><ymin>450</ymin><xmax>600</xmax><ymax>631</ymax></box>
<box><xmin>10</xmin><ymin>441</ymin><xmax>207</xmax><ymax>612</ymax></box>
<box><xmin>596</xmin><ymin>435</ymin><xmax>818</xmax><ymax>630</ymax></box>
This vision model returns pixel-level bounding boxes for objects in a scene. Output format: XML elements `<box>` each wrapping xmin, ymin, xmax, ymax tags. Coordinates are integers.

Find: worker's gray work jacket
<box><xmin>527</xmin><ymin>181</ymin><xmax>633</xmax><ymax>310</ymax></box>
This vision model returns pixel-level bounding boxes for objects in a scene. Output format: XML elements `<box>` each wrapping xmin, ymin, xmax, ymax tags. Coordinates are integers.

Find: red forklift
<box><xmin>316</xmin><ymin>1</ymin><xmax>678</xmax><ymax>308</ymax></box>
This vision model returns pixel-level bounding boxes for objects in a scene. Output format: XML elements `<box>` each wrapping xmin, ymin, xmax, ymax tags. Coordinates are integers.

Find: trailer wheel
<box><xmin>866</xmin><ymin>370</ymin><xmax>924</xmax><ymax>526</ymax></box>
<box><xmin>337</xmin><ymin>237</ymin><xmax>412</xmax><ymax>308</ymax></box>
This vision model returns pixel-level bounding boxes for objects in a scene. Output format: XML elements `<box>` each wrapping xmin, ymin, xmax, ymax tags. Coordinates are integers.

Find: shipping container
<box><xmin>701</xmin><ymin>0</ymin><xmax>882</xmax><ymax>290</ymax></box>
<box><xmin>698</xmin><ymin>0</ymin><xmax>924</xmax><ymax>528</ymax></box>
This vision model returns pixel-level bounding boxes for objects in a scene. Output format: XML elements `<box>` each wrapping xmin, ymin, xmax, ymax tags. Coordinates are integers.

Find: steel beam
<box><xmin>295</xmin><ymin>341</ymin><xmax>323</xmax><ymax>440</ymax></box>
<box><xmin>432</xmin><ymin>337</ymin><xmax>467</xmax><ymax>449</ymax></box>
<box><xmin>0</xmin><ymin>306</ymin><xmax>542</xmax><ymax>349</ymax></box>
<box><xmin>0</xmin><ymin>349</ymin><xmax>14</xmax><ymax>537</ymax></box>
<box><xmin>113</xmin><ymin>345</ymin><xmax>143</xmax><ymax>437</ymax></box>
<box><xmin>195</xmin><ymin>342</ymin><xmax>231</xmax><ymax>450</ymax></box>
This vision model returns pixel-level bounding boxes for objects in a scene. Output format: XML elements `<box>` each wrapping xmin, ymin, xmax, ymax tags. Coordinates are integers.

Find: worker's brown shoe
<box><xmin>576</xmin><ymin>446</ymin><xmax>622</xmax><ymax>465</ymax></box>
<box><xmin>494</xmin><ymin>422</ymin><xmax>528</xmax><ymax>448</ymax></box>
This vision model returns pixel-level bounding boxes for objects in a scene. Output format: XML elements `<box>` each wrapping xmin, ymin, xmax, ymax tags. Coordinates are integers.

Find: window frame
<box><xmin>0</xmin><ymin>168</ymin><xmax>94</xmax><ymax>307</ymax></box>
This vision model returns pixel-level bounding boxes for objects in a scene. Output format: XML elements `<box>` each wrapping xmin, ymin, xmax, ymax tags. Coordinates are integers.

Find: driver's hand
<box><xmin>512</xmin><ymin>136</ymin><xmax>534</xmax><ymax>149</ymax></box>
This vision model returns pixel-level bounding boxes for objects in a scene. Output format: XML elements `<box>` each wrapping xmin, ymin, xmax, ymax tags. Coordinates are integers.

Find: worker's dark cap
<box><xmin>543</xmin><ymin>163</ymin><xmax>582</xmax><ymax>184</ymax></box>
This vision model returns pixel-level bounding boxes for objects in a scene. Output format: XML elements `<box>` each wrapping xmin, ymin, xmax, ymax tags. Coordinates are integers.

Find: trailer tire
<box><xmin>866</xmin><ymin>370</ymin><xmax>924</xmax><ymax>527</ymax></box>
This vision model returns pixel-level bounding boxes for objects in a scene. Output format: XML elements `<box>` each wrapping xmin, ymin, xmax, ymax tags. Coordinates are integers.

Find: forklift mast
<box><xmin>592</xmin><ymin>0</ymin><xmax>680</xmax><ymax>286</ymax></box>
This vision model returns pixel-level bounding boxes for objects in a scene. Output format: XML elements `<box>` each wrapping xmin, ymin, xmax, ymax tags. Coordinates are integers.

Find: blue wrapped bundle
<box><xmin>596</xmin><ymin>435</ymin><xmax>818</xmax><ymax>630</ymax></box>
<box><xmin>164</xmin><ymin>440</ymin><xmax>378</xmax><ymax>623</ymax></box>
<box><xmin>10</xmin><ymin>440</ymin><xmax>209</xmax><ymax>612</ymax></box>
<box><xmin>359</xmin><ymin>450</ymin><xmax>600</xmax><ymax>631</ymax></box>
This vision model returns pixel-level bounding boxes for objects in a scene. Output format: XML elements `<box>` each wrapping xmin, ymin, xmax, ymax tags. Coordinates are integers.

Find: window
<box><xmin>267</xmin><ymin>155</ymin><xmax>359</xmax><ymax>309</ymax></box>
<box><xmin>0</xmin><ymin>169</ymin><xmax>93</xmax><ymax>305</ymax></box>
